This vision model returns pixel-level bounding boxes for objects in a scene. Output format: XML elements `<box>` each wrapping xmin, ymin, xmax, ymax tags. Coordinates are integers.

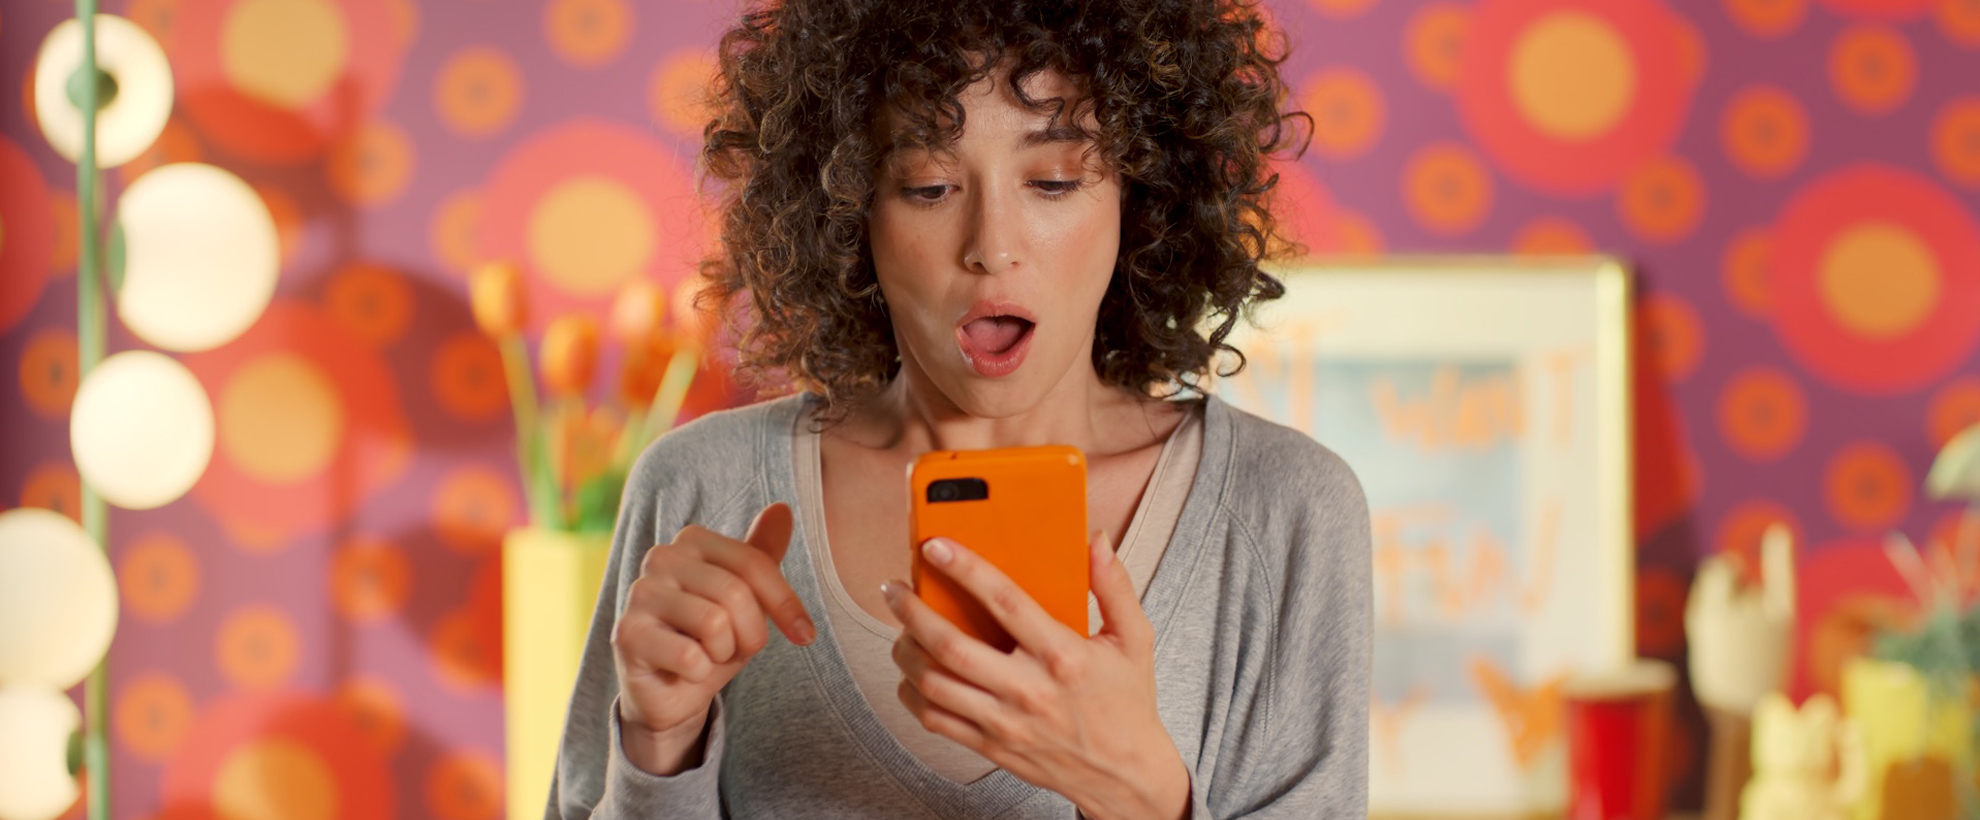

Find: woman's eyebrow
<box><xmin>1018</xmin><ymin>125</ymin><xmax>1089</xmax><ymax>149</ymax></box>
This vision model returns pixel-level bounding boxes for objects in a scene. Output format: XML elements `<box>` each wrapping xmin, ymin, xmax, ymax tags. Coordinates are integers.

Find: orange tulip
<box><xmin>540</xmin><ymin>315</ymin><xmax>600</xmax><ymax>395</ymax></box>
<box><xmin>468</xmin><ymin>261</ymin><xmax>527</xmax><ymax>336</ymax></box>
<box><xmin>609</xmin><ymin>280</ymin><xmax>669</xmax><ymax>346</ymax></box>
<box><xmin>618</xmin><ymin>333</ymin><xmax>677</xmax><ymax>407</ymax></box>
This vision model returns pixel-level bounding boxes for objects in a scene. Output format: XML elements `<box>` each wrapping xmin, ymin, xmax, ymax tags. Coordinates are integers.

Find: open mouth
<box><xmin>954</xmin><ymin>306</ymin><xmax>1036</xmax><ymax>378</ymax></box>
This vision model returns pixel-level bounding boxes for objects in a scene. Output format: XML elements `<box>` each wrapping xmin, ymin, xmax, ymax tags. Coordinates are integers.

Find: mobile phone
<box><xmin>907</xmin><ymin>445</ymin><xmax>1089</xmax><ymax>652</ymax></box>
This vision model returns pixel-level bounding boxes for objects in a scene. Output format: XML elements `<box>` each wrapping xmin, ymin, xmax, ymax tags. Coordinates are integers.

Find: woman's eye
<box><xmin>1032</xmin><ymin>179</ymin><xmax>1084</xmax><ymax>197</ymax></box>
<box><xmin>901</xmin><ymin>185</ymin><xmax>950</xmax><ymax>203</ymax></box>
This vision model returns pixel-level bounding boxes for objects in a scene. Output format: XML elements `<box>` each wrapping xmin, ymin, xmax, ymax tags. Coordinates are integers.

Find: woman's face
<box><xmin>868</xmin><ymin>68</ymin><xmax>1122</xmax><ymax>419</ymax></box>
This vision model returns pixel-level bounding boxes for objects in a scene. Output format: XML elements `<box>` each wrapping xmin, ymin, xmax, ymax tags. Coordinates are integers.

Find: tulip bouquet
<box><xmin>468</xmin><ymin>262</ymin><xmax>708</xmax><ymax>532</ymax></box>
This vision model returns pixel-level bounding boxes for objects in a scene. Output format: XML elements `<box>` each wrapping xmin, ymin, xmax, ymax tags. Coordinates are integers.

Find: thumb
<box><xmin>1090</xmin><ymin>530</ymin><xmax>1150</xmax><ymax>648</ymax></box>
<box><xmin>743</xmin><ymin>502</ymin><xmax>796</xmax><ymax>564</ymax></box>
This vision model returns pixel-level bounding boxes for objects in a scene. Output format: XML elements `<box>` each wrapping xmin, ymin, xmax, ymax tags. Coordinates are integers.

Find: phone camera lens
<box><xmin>931</xmin><ymin>483</ymin><xmax>958</xmax><ymax>502</ymax></box>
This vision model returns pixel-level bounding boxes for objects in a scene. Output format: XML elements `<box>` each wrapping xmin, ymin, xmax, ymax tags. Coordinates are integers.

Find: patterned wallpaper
<box><xmin>1</xmin><ymin>0</ymin><xmax>1977</xmax><ymax>816</ymax></box>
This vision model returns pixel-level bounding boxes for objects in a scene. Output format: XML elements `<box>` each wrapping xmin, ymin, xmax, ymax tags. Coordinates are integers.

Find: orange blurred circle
<box><xmin>425</xmin><ymin>750</ymin><xmax>503</xmax><ymax>820</ymax></box>
<box><xmin>115</xmin><ymin>671</ymin><xmax>194</xmax><ymax>761</ymax></box>
<box><xmin>1331</xmin><ymin>209</ymin><xmax>1384</xmax><ymax>254</ymax></box>
<box><xmin>254</xmin><ymin>186</ymin><xmax>306</xmax><ymax>272</ymax></box>
<box><xmin>431</xmin><ymin>189</ymin><xmax>483</xmax><ymax>274</ymax></box>
<box><xmin>1405</xmin><ymin>2</ymin><xmax>1469</xmax><ymax>91</ymax></box>
<box><xmin>431</xmin><ymin>331</ymin><xmax>509</xmax><ymax>421</ymax></box>
<box><xmin>333</xmin><ymin>676</ymin><xmax>406</xmax><ymax>755</ymax></box>
<box><xmin>1512</xmin><ymin>217</ymin><xmax>1593</xmax><ymax>256</ymax></box>
<box><xmin>327</xmin><ymin>121</ymin><xmax>414</xmax><ymax>206</ymax></box>
<box><xmin>1308</xmin><ymin>0</ymin><xmax>1376</xmax><ymax>17</ymax></box>
<box><xmin>1618</xmin><ymin>156</ymin><xmax>1704</xmax><ymax>244</ymax></box>
<box><xmin>120</xmin><ymin>531</ymin><xmax>199</xmax><ymax>624</ymax></box>
<box><xmin>18</xmin><ymin>327</ymin><xmax>78</xmax><ymax>419</ymax></box>
<box><xmin>1640</xmin><ymin>294</ymin><xmax>1705</xmax><ymax>382</ymax></box>
<box><xmin>1303</xmin><ymin>67</ymin><xmax>1386</xmax><ymax>160</ymax></box>
<box><xmin>432</xmin><ymin>464</ymin><xmax>519</xmax><ymax>554</ymax></box>
<box><xmin>1927</xmin><ymin>376</ymin><xmax>1980</xmax><ymax>447</ymax></box>
<box><xmin>117</xmin><ymin>117</ymin><xmax>201</xmax><ymax>188</ymax></box>
<box><xmin>546</xmin><ymin>0</ymin><xmax>633</xmax><ymax>67</ymax></box>
<box><xmin>1722</xmin><ymin>229</ymin><xmax>1772</xmax><ymax>318</ymax></box>
<box><xmin>51</xmin><ymin>191</ymin><xmax>77</xmax><ymax>275</ymax></box>
<box><xmin>1727</xmin><ymin>0</ymin><xmax>1805</xmax><ymax>37</ymax></box>
<box><xmin>1403</xmin><ymin>142</ymin><xmax>1493</xmax><ymax>236</ymax></box>
<box><xmin>329</xmin><ymin>537</ymin><xmax>412</xmax><ymax>623</ymax></box>
<box><xmin>1830</xmin><ymin>26</ymin><xmax>1916</xmax><ymax>115</ymax></box>
<box><xmin>125</xmin><ymin>0</ymin><xmax>182</xmax><ymax>44</ymax></box>
<box><xmin>1722</xmin><ymin>85</ymin><xmax>1809</xmax><ymax>179</ymax></box>
<box><xmin>648</xmin><ymin>50</ymin><xmax>717</xmax><ymax>137</ymax></box>
<box><xmin>1940</xmin><ymin>0</ymin><xmax>1980</xmax><ymax>45</ymax></box>
<box><xmin>1635</xmin><ymin>567</ymin><xmax>1689</xmax><ymax>657</ymax></box>
<box><xmin>436</xmin><ymin>46</ymin><xmax>523</xmax><ymax>139</ymax></box>
<box><xmin>20</xmin><ymin>461</ymin><xmax>81</xmax><ymax>524</ymax></box>
<box><xmin>431</xmin><ymin>607</ymin><xmax>503</xmax><ymax>690</ymax></box>
<box><xmin>216</xmin><ymin>605</ymin><xmax>303</xmax><ymax>690</ymax></box>
<box><xmin>1807</xmin><ymin>594</ymin><xmax>1914</xmax><ymax>699</ymax></box>
<box><xmin>1824</xmin><ymin>442</ymin><xmax>1914</xmax><ymax>531</ymax></box>
<box><xmin>1715</xmin><ymin>499</ymin><xmax>1802</xmax><ymax>578</ymax></box>
<box><xmin>1931</xmin><ymin>97</ymin><xmax>1980</xmax><ymax>187</ymax></box>
<box><xmin>1718</xmin><ymin>367</ymin><xmax>1809</xmax><ymax>461</ymax></box>
<box><xmin>324</xmin><ymin>262</ymin><xmax>414</xmax><ymax>347</ymax></box>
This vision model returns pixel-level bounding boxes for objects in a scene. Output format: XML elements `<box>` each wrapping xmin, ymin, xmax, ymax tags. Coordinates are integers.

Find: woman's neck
<box><xmin>849</xmin><ymin>362</ymin><xmax>1139</xmax><ymax>456</ymax></box>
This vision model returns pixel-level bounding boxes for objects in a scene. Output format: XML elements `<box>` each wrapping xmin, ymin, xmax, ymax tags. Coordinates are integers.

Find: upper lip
<box><xmin>956</xmin><ymin>300</ymin><xmax>1037</xmax><ymax>328</ymax></box>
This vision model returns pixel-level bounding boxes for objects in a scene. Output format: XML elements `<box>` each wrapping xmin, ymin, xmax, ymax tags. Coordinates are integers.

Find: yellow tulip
<box><xmin>468</xmin><ymin>261</ymin><xmax>527</xmax><ymax>336</ymax></box>
<box><xmin>540</xmin><ymin>315</ymin><xmax>600</xmax><ymax>396</ymax></box>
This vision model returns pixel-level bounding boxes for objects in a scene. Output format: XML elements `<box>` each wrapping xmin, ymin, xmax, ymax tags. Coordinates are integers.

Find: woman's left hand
<box><xmin>882</xmin><ymin>531</ymin><xmax>1191</xmax><ymax>820</ymax></box>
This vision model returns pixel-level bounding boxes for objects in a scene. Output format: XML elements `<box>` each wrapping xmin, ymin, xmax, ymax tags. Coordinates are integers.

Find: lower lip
<box><xmin>956</xmin><ymin>323</ymin><xmax>1034</xmax><ymax>378</ymax></box>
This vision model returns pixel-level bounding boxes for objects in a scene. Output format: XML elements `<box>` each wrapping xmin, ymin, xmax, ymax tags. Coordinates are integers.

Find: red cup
<box><xmin>1563</xmin><ymin>659</ymin><xmax>1676</xmax><ymax>820</ymax></box>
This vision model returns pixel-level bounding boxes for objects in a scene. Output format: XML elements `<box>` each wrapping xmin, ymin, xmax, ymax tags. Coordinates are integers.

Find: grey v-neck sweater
<box><xmin>548</xmin><ymin>393</ymin><xmax>1371</xmax><ymax>819</ymax></box>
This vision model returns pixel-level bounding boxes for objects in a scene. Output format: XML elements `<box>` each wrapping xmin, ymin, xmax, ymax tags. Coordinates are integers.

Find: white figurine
<box><xmin>1740</xmin><ymin>692</ymin><xmax>1866</xmax><ymax>820</ymax></box>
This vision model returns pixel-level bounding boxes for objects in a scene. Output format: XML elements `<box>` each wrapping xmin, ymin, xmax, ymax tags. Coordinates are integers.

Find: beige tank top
<box><xmin>793</xmin><ymin>406</ymin><xmax>1204</xmax><ymax>783</ymax></box>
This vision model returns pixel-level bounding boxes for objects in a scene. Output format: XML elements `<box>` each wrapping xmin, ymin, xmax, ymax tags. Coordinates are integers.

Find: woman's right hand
<box><xmin>611</xmin><ymin>502</ymin><xmax>815</xmax><ymax>775</ymax></box>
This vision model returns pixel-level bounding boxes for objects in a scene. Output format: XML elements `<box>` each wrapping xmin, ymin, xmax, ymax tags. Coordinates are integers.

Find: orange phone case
<box><xmin>908</xmin><ymin>445</ymin><xmax>1088</xmax><ymax>652</ymax></box>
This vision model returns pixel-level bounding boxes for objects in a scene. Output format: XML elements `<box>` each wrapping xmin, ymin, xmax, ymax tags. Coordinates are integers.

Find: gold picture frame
<box><xmin>1215</xmin><ymin>255</ymin><xmax>1634</xmax><ymax>817</ymax></box>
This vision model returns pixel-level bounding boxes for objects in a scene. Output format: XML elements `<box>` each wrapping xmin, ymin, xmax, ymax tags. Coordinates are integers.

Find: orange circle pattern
<box><xmin>425</xmin><ymin>751</ymin><xmax>504</xmax><ymax>820</ymax></box>
<box><xmin>1722</xmin><ymin>85</ymin><xmax>1810</xmax><ymax>178</ymax></box>
<box><xmin>1931</xmin><ymin>97</ymin><xmax>1980</xmax><ymax>187</ymax></box>
<box><xmin>328</xmin><ymin>121</ymin><xmax>416</xmax><ymax>206</ymax></box>
<box><xmin>1405</xmin><ymin>2</ymin><xmax>1470</xmax><ymax>91</ymax></box>
<box><xmin>1618</xmin><ymin>156</ymin><xmax>1706</xmax><ymax>244</ymax></box>
<box><xmin>324</xmin><ymin>263</ymin><xmax>415</xmax><ymax>347</ymax></box>
<box><xmin>120</xmin><ymin>532</ymin><xmax>200</xmax><ymax>625</ymax></box>
<box><xmin>20</xmin><ymin>461</ymin><xmax>81</xmax><ymax>524</ymax></box>
<box><xmin>1926</xmin><ymin>377</ymin><xmax>1980</xmax><ymax>447</ymax></box>
<box><xmin>1718</xmin><ymin>367</ymin><xmax>1809</xmax><ymax>461</ymax></box>
<box><xmin>1727</xmin><ymin>0</ymin><xmax>1806</xmax><ymax>38</ymax></box>
<box><xmin>432</xmin><ymin>465</ymin><xmax>520</xmax><ymax>554</ymax></box>
<box><xmin>1829</xmin><ymin>26</ymin><xmax>1917</xmax><ymax>115</ymax></box>
<box><xmin>437</xmin><ymin>46</ymin><xmax>524</xmax><ymax>138</ymax></box>
<box><xmin>334</xmin><ymin>677</ymin><xmax>406</xmax><ymax>755</ymax></box>
<box><xmin>1511</xmin><ymin>216</ymin><xmax>1594</xmax><ymax>255</ymax></box>
<box><xmin>1304</xmin><ymin>67</ymin><xmax>1387</xmax><ymax>159</ymax></box>
<box><xmin>330</xmin><ymin>538</ymin><xmax>413</xmax><ymax>623</ymax></box>
<box><xmin>1640</xmin><ymin>294</ymin><xmax>1705</xmax><ymax>382</ymax></box>
<box><xmin>17</xmin><ymin>327</ymin><xmax>77</xmax><ymax>419</ymax></box>
<box><xmin>1403</xmin><ymin>142</ymin><xmax>1493</xmax><ymax>236</ymax></box>
<box><xmin>430</xmin><ymin>331</ymin><xmax>510</xmax><ymax>421</ymax></box>
<box><xmin>216</xmin><ymin>605</ymin><xmax>304</xmax><ymax>690</ymax></box>
<box><xmin>546</xmin><ymin>0</ymin><xmax>634</xmax><ymax>68</ymax></box>
<box><xmin>1823</xmin><ymin>442</ymin><xmax>1914</xmax><ymax>532</ymax></box>
<box><xmin>115</xmin><ymin>672</ymin><xmax>195</xmax><ymax>761</ymax></box>
<box><xmin>1941</xmin><ymin>0</ymin><xmax>1980</xmax><ymax>46</ymax></box>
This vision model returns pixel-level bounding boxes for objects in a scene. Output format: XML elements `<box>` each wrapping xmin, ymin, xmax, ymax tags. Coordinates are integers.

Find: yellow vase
<box><xmin>503</xmin><ymin>527</ymin><xmax>612</xmax><ymax>820</ymax></box>
<box><xmin>1839</xmin><ymin>657</ymin><xmax>1975</xmax><ymax>820</ymax></box>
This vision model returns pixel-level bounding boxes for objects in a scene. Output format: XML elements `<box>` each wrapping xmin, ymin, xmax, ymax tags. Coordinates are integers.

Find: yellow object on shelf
<box><xmin>503</xmin><ymin>528</ymin><xmax>611</xmax><ymax>820</ymax></box>
<box><xmin>1840</xmin><ymin>657</ymin><xmax>1973</xmax><ymax>820</ymax></box>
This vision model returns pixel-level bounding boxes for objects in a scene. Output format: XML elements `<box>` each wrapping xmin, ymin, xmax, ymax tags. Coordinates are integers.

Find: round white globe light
<box><xmin>0</xmin><ymin>509</ymin><xmax>117</xmax><ymax>690</ymax></box>
<box><xmin>115</xmin><ymin>163</ymin><xmax>279</xmax><ymax>352</ymax></box>
<box><xmin>33</xmin><ymin>14</ymin><xmax>174</xmax><ymax>169</ymax></box>
<box><xmin>0</xmin><ymin>687</ymin><xmax>82</xmax><ymax>820</ymax></box>
<box><xmin>69</xmin><ymin>350</ymin><xmax>215</xmax><ymax>510</ymax></box>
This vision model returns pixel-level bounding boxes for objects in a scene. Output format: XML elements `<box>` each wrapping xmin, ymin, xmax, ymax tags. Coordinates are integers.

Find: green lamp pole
<box><xmin>70</xmin><ymin>0</ymin><xmax>113</xmax><ymax>817</ymax></box>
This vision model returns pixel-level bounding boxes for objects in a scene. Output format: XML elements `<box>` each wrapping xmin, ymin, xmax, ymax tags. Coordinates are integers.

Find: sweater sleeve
<box><xmin>1211</xmin><ymin>439</ymin><xmax>1373</xmax><ymax>819</ymax></box>
<box><xmin>544</xmin><ymin>442</ymin><xmax>730</xmax><ymax>819</ymax></box>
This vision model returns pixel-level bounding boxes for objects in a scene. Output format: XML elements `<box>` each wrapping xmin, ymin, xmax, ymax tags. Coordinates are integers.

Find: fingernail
<box><xmin>880</xmin><ymin>581</ymin><xmax>901</xmax><ymax>605</ymax></box>
<box><xmin>923</xmin><ymin>538</ymin><xmax>954</xmax><ymax>566</ymax></box>
<box><xmin>793</xmin><ymin>616</ymin><xmax>816</xmax><ymax>645</ymax></box>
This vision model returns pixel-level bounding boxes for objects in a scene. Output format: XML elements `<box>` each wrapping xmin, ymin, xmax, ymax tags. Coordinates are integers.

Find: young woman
<box><xmin>550</xmin><ymin>0</ymin><xmax>1371</xmax><ymax>817</ymax></box>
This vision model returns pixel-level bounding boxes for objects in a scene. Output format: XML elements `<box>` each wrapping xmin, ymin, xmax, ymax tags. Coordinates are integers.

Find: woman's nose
<box><xmin>959</xmin><ymin>188</ymin><xmax>1020</xmax><ymax>274</ymax></box>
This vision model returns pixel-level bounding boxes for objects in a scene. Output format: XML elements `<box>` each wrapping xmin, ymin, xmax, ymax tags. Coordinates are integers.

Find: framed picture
<box><xmin>1214</xmin><ymin>255</ymin><xmax>1634</xmax><ymax>817</ymax></box>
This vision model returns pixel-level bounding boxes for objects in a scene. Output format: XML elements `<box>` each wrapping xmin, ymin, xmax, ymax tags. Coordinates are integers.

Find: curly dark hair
<box><xmin>701</xmin><ymin>0</ymin><xmax>1308</xmax><ymax>414</ymax></box>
